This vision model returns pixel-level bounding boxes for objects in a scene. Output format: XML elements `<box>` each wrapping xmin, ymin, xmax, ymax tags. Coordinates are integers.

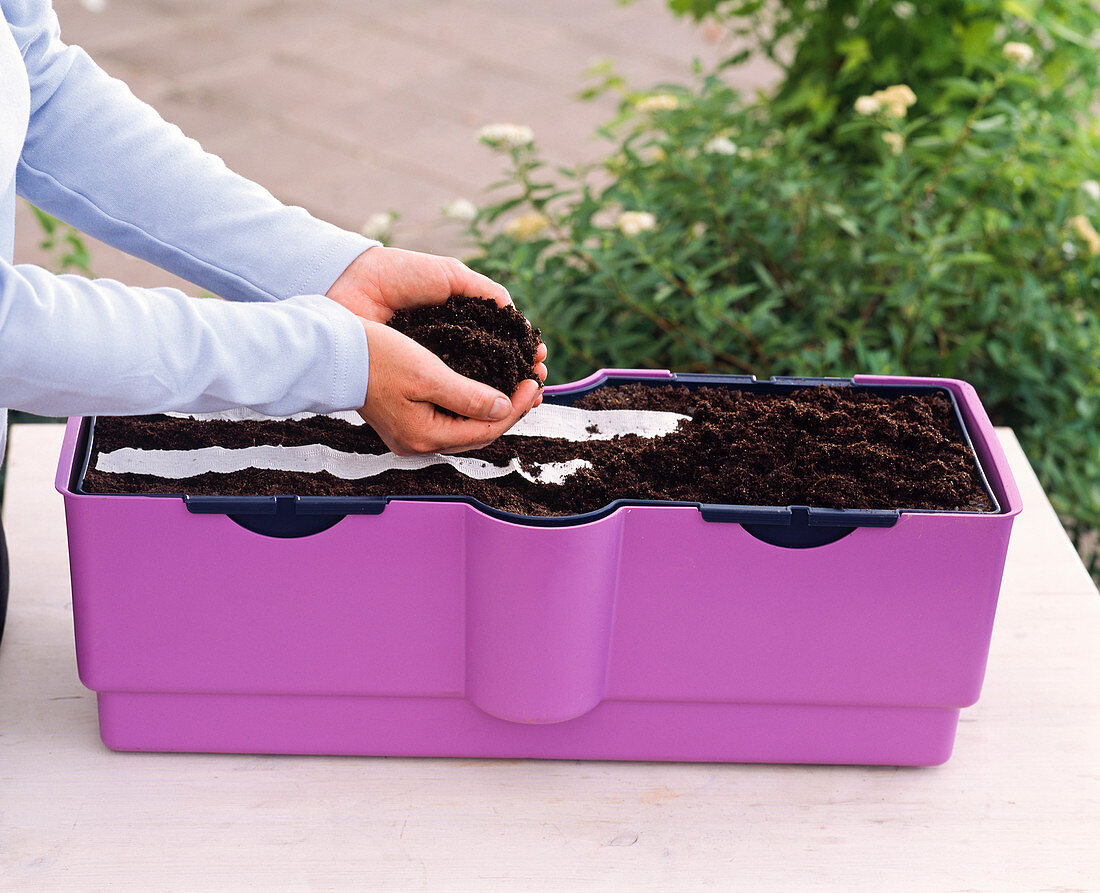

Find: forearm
<box><xmin>0</xmin><ymin>260</ymin><xmax>368</xmax><ymax>417</ymax></box>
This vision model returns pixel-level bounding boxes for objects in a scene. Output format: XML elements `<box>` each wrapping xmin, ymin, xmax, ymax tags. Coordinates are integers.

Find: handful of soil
<box><xmin>387</xmin><ymin>295</ymin><xmax>542</xmax><ymax>399</ymax></box>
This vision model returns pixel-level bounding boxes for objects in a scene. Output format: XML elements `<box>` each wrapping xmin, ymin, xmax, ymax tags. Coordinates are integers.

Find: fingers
<box><xmin>427</xmin><ymin>378</ymin><xmax>542</xmax><ymax>455</ymax></box>
<box><xmin>424</xmin><ymin>369</ymin><xmax>512</xmax><ymax>423</ymax></box>
<box><xmin>441</xmin><ymin>257</ymin><xmax>512</xmax><ymax>308</ymax></box>
<box><xmin>517</xmin><ymin>377</ymin><xmax>543</xmax><ymax>412</ymax></box>
<box><xmin>420</xmin><ymin>357</ymin><xmax>541</xmax><ymax>423</ymax></box>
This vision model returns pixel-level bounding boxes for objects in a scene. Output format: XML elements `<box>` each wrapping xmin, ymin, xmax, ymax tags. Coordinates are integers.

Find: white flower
<box><xmin>854</xmin><ymin>95</ymin><xmax>881</xmax><ymax>116</ymax></box>
<box><xmin>1003</xmin><ymin>42</ymin><xmax>1035</xmax><ymax>67</ymax></box>
<box><xmin>504</xmin><ymin>211</ymin><xmax>551</xmax><ymax>241</ymax></box>
<box><xmin>704</xmin><ymin>136</ymin><xmax>738</xmax><ymax>155</ymax></box>
<box><xmin>882</xmin><ymin>132</ymin><xmax>906</xmax><ymax>155</ymax></box>
<box><xmin>360</xmin><ymin>212</ymin><xmax>396</xmax><ymax>242</ymax></box>
<box><xmin>442</xmin><ymin>198</ymin><xmax>478</xmax><ymax>222</ymax></box>
<box><xmin>872</xmin><ymin>84</ymin><xmax>917</xmax><ymax>118</ymax></box>
<box><xmin>893</xmin><ymin>2</ymin><xmax>916</xmax><ymax>19</ymax></box>
<box><xmin>635</xmin><ymin>94</ymin><xmax>680</xmax><ymax>113</ymax></box>
<box><xmin>616</xmin><ymin>211</ymin><xmax>657</xmax><ymax>236</ymax></box>
<box><xmin>691</xmin><ymin>222</ymin><xmax>708</xmax><ymax>239</ymax></box>
<box><xmin>477</xmin><ymin>123</ymin><xmax>534</xmax><ymax>150</ymax></box>
<box><xmin>1082</xmin><ymin>181</ymin><xmax>1100</xmax><ymax>202</ymax></box>
<box><xmin>1063</xmin><ymin>240</ymin><xmax>1079</xmax><ymax>260</ymax></box>
<box><xmin>77</xmin><ymin>0</ymin><xmax>107</xmax><ymax>11</ymax></box>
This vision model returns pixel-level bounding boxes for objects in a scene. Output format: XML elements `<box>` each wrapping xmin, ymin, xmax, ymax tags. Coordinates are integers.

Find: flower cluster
<box><xmin>504</xmin><ymin>211</ymin><xmax>551</xmax><ymax>241</ymax></box>
<box><xmin>616</xmin><ymin>211</ymin><xmax>657</xmax><ymax>236</ymax></box>
<box><xmin>881</xmin><ymin>132</ymin><xmax>905</xmax><ymax>155</ymax></box>
<box><xmin>703</xmin><ymin>135</ymin><xmax>738</xmax><ymax>155</ymax></box>
<box><xmin>477</xmin><ymin>123</ymin><xmax>535</xmax><ymax>151</ymax></box>
<box><xmin>634</xmin><ymin>94</ymin><xmax>680</xmax><ymax>113</ymax></box>
<box><xmin>1003</xmin><ymin>42</ymin><xmax>1035</xmax><ymax>67</ymax></box>
<box><xmin>854</xmin><ymin>84</ymin><xmax>917</xmax><ymax>118</ymax></box>
<box><xmin>442</xmin><ymin>198</ymin><xmax>478</xmax><ymax>223</ymax></box>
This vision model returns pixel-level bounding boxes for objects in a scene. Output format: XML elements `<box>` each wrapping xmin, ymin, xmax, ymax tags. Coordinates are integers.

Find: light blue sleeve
<box><xmin>0</xmin><ymin>258</ymin><xmax>369</xmax><ymax>417</ymax></box>
<box><xmin>9</xmin><ymin>0</ymin><xmax>377</xmax><ymax>302</ymax></box>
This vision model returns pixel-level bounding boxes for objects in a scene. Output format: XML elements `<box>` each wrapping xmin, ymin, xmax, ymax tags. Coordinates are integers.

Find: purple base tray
<box><xmin>56</xmin><ymin>372</ymin><xmax>1022</xmax><ymax>765</ymax></box>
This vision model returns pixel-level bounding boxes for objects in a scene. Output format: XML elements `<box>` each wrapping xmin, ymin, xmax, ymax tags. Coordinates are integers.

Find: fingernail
<box><xmin>490</xmin><ymin>396</ymin><xmax>511</xmax><ymax>420</ymax></box>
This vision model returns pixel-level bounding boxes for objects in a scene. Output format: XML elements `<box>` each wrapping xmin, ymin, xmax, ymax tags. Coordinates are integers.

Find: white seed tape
<box><xmin>95</xmin><ymin>445</ymin><xmax>592</xmax><ymax>485</ymax></box>
<box><xmin>164</xmin><ymin>408</ymin><xmax>365</xmax><ymax>424</ymax></box>
<box><xmin>164</xmin><ymin>402</ymin><xmax>690</xmax><ymax>442</ymax></box>
<box><xmin>100</xmin><ymin>404</ymin><xmax>690</xmax><ymax>485</ymax></box>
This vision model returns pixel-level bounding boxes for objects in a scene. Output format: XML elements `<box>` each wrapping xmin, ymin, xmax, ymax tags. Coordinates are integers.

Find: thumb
<box><xmin>422</xmin><ymin>361</ymin><xmax>512</xmax><ymax>421</ymax></box>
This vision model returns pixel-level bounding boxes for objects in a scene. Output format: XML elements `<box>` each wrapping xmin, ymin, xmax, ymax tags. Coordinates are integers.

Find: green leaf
<box><xmin>837</xmin><ymin>37</ymin><xmax>871</xmax><ymax>77</ymax></box>
<box><xmin>970</xmin><ymin>113</ymin><xmax>1008</xmax><ymax>132</ymax></box>
<box><xmin>1004</xmin><ymin>0</ymin><xmax>1040</xmax><ymax>21</ymax></box>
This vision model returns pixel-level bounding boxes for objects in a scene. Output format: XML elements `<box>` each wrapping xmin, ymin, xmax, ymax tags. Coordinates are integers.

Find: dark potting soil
<box><xmin>387</xmin><ymin>295</ymin><xmax>542</xmax><ymax>398</ymax></box>
<box><xmin>82</xmin><ymin>385</ymin><xmax>997</xmax><ymax>517</ymax></box>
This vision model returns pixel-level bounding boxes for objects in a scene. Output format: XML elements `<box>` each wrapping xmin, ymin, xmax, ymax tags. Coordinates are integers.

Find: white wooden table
<box><xmin>2</xmin><ymin>424</ymin><xmax>1098</xmax><ymax>892</ymax></box>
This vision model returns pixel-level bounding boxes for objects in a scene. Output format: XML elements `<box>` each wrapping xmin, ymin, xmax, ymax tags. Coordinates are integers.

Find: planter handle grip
<box><xmin>184</xmin><ymin>494</ymin><xmax>386</xmax><ymax>538</ymax></box>
<box><xmin>698</xmin><ymin>504</ymin><xmax>899</xmax><ymax>549</ymax></box>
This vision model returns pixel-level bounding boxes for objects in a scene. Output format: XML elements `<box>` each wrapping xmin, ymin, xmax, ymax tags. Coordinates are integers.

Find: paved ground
<box><xmin>15</xmin><ymin>0</ymin><xmax>774</xmax><ymax>292</ymax></box>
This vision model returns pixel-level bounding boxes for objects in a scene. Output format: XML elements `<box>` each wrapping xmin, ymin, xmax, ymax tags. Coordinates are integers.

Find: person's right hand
<box><xmin>358</xmin><ymin>320</ymin><xmax>541</xmax><ymax>455</ymax></box>
<box><xmin>328</xmin><ymin>246</ymin><xmax>547</xmax><ymax>383</ymax></box>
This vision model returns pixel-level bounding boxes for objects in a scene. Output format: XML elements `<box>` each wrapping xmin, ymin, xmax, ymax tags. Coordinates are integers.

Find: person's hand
<box><xmin>327</xmin><ymin>246</ymin><xmax>548</xmax><ymax>381</ymax></box>
<box><xmin>358</xmin><ymin>321</ymin><xmax>542</xmax><ymax>455</ymax></box>
<box><xmin>328</xmin><ymin>245</ymin><xmax>508</xmax><ymax>319</ymax></box>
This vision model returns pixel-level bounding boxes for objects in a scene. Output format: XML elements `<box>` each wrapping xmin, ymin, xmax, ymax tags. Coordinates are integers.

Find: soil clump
<box><xmin>387</xmin><ymin>295</ymin><xmax>542</xmax><ymax>399</ymax></box>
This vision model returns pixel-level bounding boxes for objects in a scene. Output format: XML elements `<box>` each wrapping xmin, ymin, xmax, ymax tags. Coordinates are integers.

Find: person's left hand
<box><xmin>326</xmin><ymin>246</ymin><xmax>548</xmax><ymax>386</ymax></box>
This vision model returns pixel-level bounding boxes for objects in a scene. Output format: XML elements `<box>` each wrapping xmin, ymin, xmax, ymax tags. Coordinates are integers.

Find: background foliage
<box><xmin>460</xmin><ymin>0</ymin><xmax>1100</xmax><ymax>576</ymax></box>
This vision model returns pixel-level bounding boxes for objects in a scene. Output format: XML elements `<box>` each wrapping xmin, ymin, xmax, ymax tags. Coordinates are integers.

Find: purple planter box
<box><xmin>55</xmin><ymin>372</ymin><xmax>1021</xmax><ymax>765</ymax></box>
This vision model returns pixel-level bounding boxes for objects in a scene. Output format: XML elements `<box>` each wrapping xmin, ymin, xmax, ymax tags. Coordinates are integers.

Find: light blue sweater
<box><xmin>0</xmin><ymin>0</ymin><xmax>377</xmax><ymax>464</ymax></box>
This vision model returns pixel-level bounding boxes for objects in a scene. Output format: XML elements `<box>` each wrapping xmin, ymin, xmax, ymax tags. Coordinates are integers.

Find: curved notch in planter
<box><xmin>185</xmin><ymin>494</ymin><xmax>385</xmax><ymax>538</ymax></box>
<box><xmin>698</xmin><ymin>504</ymin><xmax>899</xmax><ymax>549</ymax></box>
<box><xmin>463</xmin><ymin>509</ymin><xmax>625</xmax><ymax>724</ymax></box>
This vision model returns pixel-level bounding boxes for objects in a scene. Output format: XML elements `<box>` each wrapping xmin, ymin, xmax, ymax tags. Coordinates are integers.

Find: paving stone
<box><xmin>52</xmin><ymin>0</ymin><xmax>187</xmax><ymax>54</ymax></box>
<box><xmin>175</xmin><ymin>53</ymin><xmax>363</xmax><ymax>138</ymax></box>
<box><xmin>379</xmin><ymin>3</ymin><xmax>618</xmax><ymax>93</ymax></box>
<box><xmin>147</xmin><ymin>83</ymin><xmax>266</xmax><ymax>144</ymax></box>
<box><xmin>280</xmin><ymin>20</ymin><xmax>467</xmax><ymax>96</ymax></box>
<box><xmin>566</xmin><ymin>0</ymin><xmax>729</xmax><ymax>71</ymax></box>
<box><xmin>393</xmin><ymin>60</ymin><xmax>618</xmax><ymax>164</ymax></box>
<box><xmin>96</xmin><ymin>3</ymin><xmax>334</xmax><ymax>81</ymax></box>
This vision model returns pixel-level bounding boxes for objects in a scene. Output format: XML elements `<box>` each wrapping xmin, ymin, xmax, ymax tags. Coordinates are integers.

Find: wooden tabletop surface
<box><xmin>2</xmin><ymin>423</ymin><xmax>1098</xmax><ymax>892</ymax></box>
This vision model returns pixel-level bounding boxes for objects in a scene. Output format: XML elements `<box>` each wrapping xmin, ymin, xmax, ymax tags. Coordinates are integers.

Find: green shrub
<box><xmin>667</xmin><ymin>0</ymin><xmax>1100</xmax><ymax>140</ymax></box>
<box><xmin>25</xmin><ymin>202</ymin><xmax>94</xmax><ymax>277</ymax></box>
<box><xmin>457</xmin><ymin>17</ymin><xmax>1100</xmax><ymax>561</ymax></box>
